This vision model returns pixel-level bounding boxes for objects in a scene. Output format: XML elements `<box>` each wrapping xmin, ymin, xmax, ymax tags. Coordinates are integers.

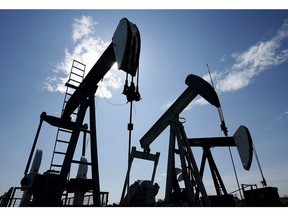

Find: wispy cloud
<box><xmin>161</xmin><ymin>18</ymin><xmax>288</xmax><ymax>110</ymax></box>
<box><xmin>160</xmin><ymin>99</ymin><xmax>175</xmax><ymax>111</ymax></box>
<box><xmin>72</xmin><ymin>16</ymin><xmax>97</xmax><ymax>42</ymax></box>
<box><xmin>276</xmin><ymin>110</ymin><xmax>288</xmax><ymax>121</ymax></box>
<box><xmin>160</xmin><ymin>98</ymin><xmax>196</xmax><ymax>111</ymax></box>
<box><xmin>43</xmin><ymin>15</ymin><xmax>122</xmax><ymax>98</ymax></box>
<box><xmin>216</xmin><ymin>18</ymin><xmax>288</xmax><ymax>93</ymax></box>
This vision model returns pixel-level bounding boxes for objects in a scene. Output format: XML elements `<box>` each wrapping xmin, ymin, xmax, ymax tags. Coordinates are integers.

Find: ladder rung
<box><xmin>49</xmin><ymin>60</ymin><xmax>86</xmax><ymax>173</ymax></box>
<box><xmin>71</xmin><ymin>160</ymin><xmax>92</xmax><ymax>166</ymax></box>
<box><xmin>73</xmin><ymin>59</ymin><xmax>86</xmax><ymax>67</ymax></box>
<box><xmin>54</xmin><ymin>151</ymin><xmax>66</xmax><ymax>155</ymax></box>
<box><xmin>65</xmin><ymin>82</ymin><xmax>78</xmax><ymax>89</ymax></box>
<box><xmin>63</xmin><ymin>98</ymin><xmax>70</xmax><ymax>104</ymax></box>
<box><xmin>71</xmin><ymin>69</ymin><xmax>85</xmax><ymax>76</ymax></box>
<box><xmin>46</xmin><ymin>169</ymin><xmax>60</xmax><ymax>174</ymax></box>
<box><xmin>59</xmin><ymin>128</ymin><xmax>73</xmax><ymax>133</ymax></box>
<box><xmin>56</xmin><ymin>139</ymin><xmax>70</xmax><ymax>144</ymax></box>
<box><xmin>51</xmin><ymin>164</ymin><xmax>63</xmax><ymax>168</ymax></box>
<box><xmin>69</xmin><ymin>78</ymin><xmax>81</xmax><ymax>84</ymax></box>
<box><xmin>83</xmin><ymin>129</ymin><xmax>90</xmax><ymax>133</ymax></box>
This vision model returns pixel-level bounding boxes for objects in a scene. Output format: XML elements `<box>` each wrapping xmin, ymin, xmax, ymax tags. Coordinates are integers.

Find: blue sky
<box><xmin>1</xmin><ymin>9</ymin><xmax>288</xmax><ymax>205</ymax></box>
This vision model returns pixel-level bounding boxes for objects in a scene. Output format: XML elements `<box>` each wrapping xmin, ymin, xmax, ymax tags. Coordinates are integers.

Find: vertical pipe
<box><xmin>24</xmin><ymin>112</ymin><xmax>45</xmax><ymax>175</ymax></box>
<box><xmin>82</xmin><ymin>128</ymin><xmax>87</xmax><ymax>157</ymax></box>
<box><xmin>126</xmin><ymin>101</ymin><xmax>134</xmax><ymax>206</ymax></box>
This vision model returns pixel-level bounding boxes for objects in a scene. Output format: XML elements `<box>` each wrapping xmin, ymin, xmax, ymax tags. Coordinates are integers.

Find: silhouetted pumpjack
<box><xmin>21</xmin><ymin>17</ymin><xmax>141</xmax><ymax>207</ymax></box>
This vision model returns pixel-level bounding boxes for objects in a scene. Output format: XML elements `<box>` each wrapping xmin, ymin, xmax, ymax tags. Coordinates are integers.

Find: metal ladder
<box><xmin>49</xmin><ymin>60</ymin><xmax>86</xmax><ymax>172</ymax></box>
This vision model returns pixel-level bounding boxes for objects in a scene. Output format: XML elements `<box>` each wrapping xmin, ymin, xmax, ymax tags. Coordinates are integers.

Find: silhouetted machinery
<box><xmin>19</xmin><ymin>17</ymin><xmax>141</xmax><ymax>206</ymax></box>
<box><xmin>137</xmin><ymin>74</ymin><xmax>255</xmax><ymax>206</ymax></box>
<box><xmin>119</xmin><ymin>146</ymin><xmax>160</xmax><ymax>206</ymax></box>
<box><xmin>0</xmin><ymin>18</ymin><xmax>280</xmax><ymax>207</ymax></box>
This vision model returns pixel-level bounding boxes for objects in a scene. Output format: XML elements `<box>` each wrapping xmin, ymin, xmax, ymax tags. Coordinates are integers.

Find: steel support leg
<box><xmin>206</xmin><ymin>148</ymin><xmax>228</xmax><ymax>195</ymax></box>
<box><xmin>165</xmin><ymin>125</ymin><xmax>177</xmax><ymax>203</ymax></box>
<box><xmin>89</xmin><ymin>94</ymin><xmax>101</xmax><ymax>206</ymax></box>
<box><xmin>174</xmin><ymin>118</ymin><xmax>211</xmax><ymax>206</ymax></box>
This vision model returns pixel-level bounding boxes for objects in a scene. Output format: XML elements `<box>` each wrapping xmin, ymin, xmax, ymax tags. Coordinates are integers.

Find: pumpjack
<box><xmin>138</xmin><ymin>74</ymin><xmax>254</xmax><ymax>206</ymax></box>
<box><xmin>19</xmin><ymin>17</ymin><xmax>141</xmax><ymax>207</ymax></box>
<box><xmin>0</xmin><ymin>18</ymin><xmax>279</xmax><ymax>207</ymax></box>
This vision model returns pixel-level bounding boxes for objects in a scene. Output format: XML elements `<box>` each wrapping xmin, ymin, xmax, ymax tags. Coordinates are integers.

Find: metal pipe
<box><xmin>89</xmin><ymin>94</ymin><xmax>101</xmax><ymax>206</ymax></box>
<box><xmin>24</xmin><ymin>112</ymin><xmax>45</xmax><ymax>175</ymax></box>
<box><xmin>252</xmin><ymin>143</ymin><xmax>267</xmax><ymax>187</ymax></box>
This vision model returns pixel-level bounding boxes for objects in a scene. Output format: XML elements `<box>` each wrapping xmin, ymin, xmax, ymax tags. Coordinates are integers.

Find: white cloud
<box><xmin>193</xmin><ymin>97</ymin><xmax>209</xmax><ymax>106</ymax></box>
<box><xmin>160</xmin><ymin>99</ymin><xmax>175</xmax><ymax>111</ymax></box>
<box><xmin>216</xmin><ymin>18</ymin><xmax>288</xmax><ymax>92</ymax></box>
<box><xmin>160</xmin><ymin>97</ymin><xmax>200</xmax><ymax>111</ymax></box>
<box><xmin>276</xmin><ymin>110</ymin><xmax>288</xmax><ymax>121</ymax></box>
<box><xmin>44</xmin><ymin>15</ymin><xmax>122</xmax><ymax>98</ymax></box>
<box><xmin>72</xmin><ymin>16</ymin><xmax>97</xmax><ymax>42</ymax></box>
<box><xmin>161</xmin><ymin>18</ymin><xmax>288</xmax><ymax>110</ymax></box>
<box><xmin>220</xmin><ymin>54</ymin><xmax>227</xmax><ymax>62</ymax></box>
